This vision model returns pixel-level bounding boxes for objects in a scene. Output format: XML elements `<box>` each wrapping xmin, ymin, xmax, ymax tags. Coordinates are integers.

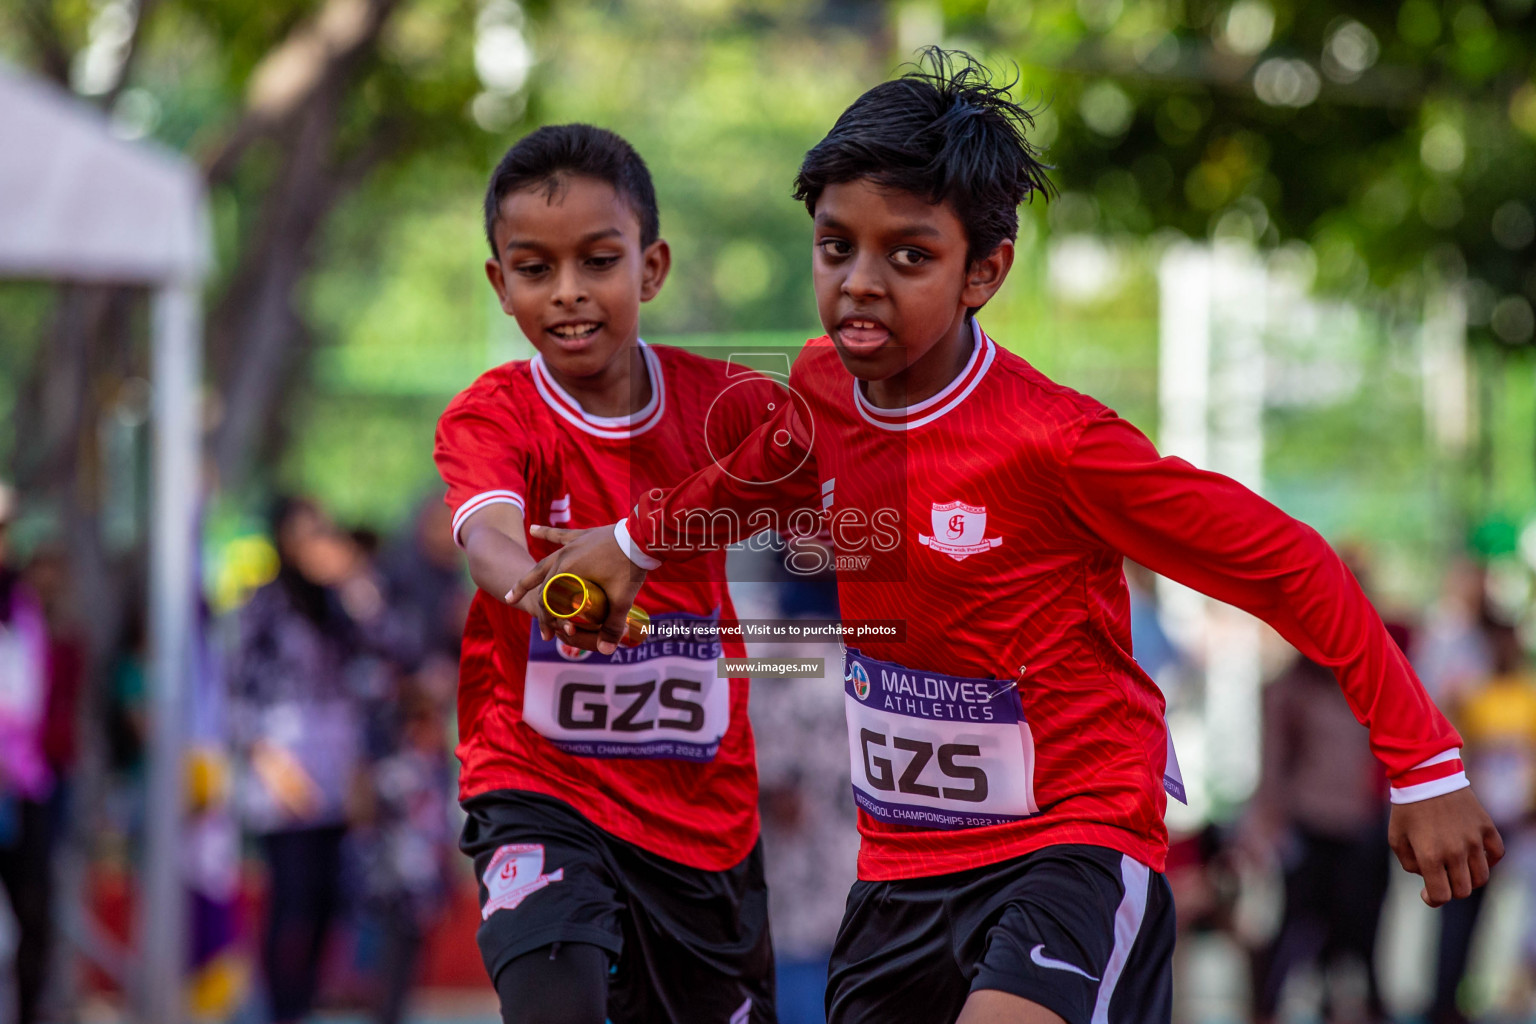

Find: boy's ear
<box><xmin>485</xmin><ymin>257</ymin><xmax>514</xmax><ymax>314</ymax></box>
<box><xmin>639</xmin><ymin>239</ymin><xmax>672</xmax><ymax>303</ymax></box>
<box><xmin>960</xmin><ymin>239</ymin><xmax>1015</xmax><ymax>310</ymax></box>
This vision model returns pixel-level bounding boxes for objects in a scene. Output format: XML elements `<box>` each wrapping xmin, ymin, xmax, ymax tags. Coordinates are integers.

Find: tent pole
<box><xmin>140</xmin><ymin>280</ymin><xmax>200</xmax><ymax>1024</ymax></box>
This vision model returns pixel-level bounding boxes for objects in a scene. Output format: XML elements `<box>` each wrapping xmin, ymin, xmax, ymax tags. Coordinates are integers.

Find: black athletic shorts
<box><xmin>827</xmin><ymin>844</ymin><xmax>1174</xmax><ymax>1024</ymax></box>
<box><xmin>460</xmin><ymin>789</ymin><xmax>776</xmax><ymax>1024</ymax></box>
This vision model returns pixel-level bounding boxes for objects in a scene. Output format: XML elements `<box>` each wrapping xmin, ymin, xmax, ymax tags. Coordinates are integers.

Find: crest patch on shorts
<box><xmin>481</xmin><ymin>843</ymin><xmax>564</xmax><ymax>920</ymax></box>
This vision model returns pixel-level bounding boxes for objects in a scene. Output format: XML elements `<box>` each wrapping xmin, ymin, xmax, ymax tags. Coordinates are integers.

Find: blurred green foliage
<box><xmin>2</xmin><ymin>0</ymin><xmax>1534</xmax><ymax>588</ymax></box>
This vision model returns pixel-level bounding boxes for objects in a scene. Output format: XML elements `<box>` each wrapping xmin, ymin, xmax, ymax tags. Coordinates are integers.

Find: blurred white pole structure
<box><xmin>1156</xmin><ymin>244</ymin><xmax>1215</xmax><ymax>828</ymax></box>
<box><xmin>1422</xmin><ymin>286</ymin><xmax>1470</xmax><ymax>456</ymax></box>
<box><xmin>0</xmin><ymin>64</ymin><xmax>210</xmax><ymax>1024</ymax></box>
<box><xmin>141</xmin><ymin>282</ymin><xmax>201</xmax><ymax>1024</ymax></box>
<box><xmin>1204</xmin><ymin>245</ymin><xmax>1266</xmax><ymax>806</ymax></box>
<box><xmin>1157</xmin><ymin>245</ymin><xmax>1213</xmax><ymax>470</ymax></box>
<box><xmin>1156</xmin><ymin>242</ymin><xmax>1267</xmax><ymax>815</ymax></box>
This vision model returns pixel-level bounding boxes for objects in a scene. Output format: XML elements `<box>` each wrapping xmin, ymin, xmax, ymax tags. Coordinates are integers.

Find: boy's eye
<box><xmin>891</xmin><ymin>247</ymin><xmax>928</xmax><ymax>267</ymax></box>
<box><xmin>818</xmin><ymin>239</ymin><xmax>852</xmax><ymax>258</ymax></box>
<box><xmin>514</xmin><ymin>262</ymin><xmax>549</xmax><ymax>276</ymax></box>
<box><xmin>586</xmin><ymin>254</ymin><xmax>620</xmax><ymax>269</ymax></box>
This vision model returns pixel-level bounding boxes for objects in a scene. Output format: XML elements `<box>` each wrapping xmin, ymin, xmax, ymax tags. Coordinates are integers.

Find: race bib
<box><xmin>843</xmin><ymin>648</ymin><xmax>1040</xmax><ymax>831</ymax></box>
<box><xmin>524</xmin><ymin>613</ymin><xmax>728</xmax><ymax>762</ymax></box>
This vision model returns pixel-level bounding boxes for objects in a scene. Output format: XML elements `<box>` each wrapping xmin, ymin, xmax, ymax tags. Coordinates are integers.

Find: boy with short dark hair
<box><xmin>435</xmin><ymin>123</ymin><xmax>803</xmax><ymax>1024</ymax></box>
<box><xmin>514</xmin><ymin>53</ymin><xmax>1502</xmax><ymax>1024</ymax></box>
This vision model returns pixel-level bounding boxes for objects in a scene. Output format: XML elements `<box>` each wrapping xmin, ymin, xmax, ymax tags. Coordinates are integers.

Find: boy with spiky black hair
<box><xmin>514</xmin><ymin>53</ymin><xmax>1501</xmax><ymax>1024</ymax></box>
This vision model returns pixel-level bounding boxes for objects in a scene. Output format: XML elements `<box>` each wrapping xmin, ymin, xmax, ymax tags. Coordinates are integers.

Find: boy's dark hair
<box><xmin>484</xmin><ymin>124</ymin><xmax>660</xmax><ymax>257</ymax></box>
<box><xmin>792</xmin><ymin>48</ymin><xmax>1054</xmax><ymax>264</ymax></box>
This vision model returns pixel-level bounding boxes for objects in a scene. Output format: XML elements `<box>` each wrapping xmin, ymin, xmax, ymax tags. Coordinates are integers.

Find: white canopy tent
<box><xmin>0</xmin><ymin>62</ymin><xmax>208</xmax><ymax>1024</ymax></box>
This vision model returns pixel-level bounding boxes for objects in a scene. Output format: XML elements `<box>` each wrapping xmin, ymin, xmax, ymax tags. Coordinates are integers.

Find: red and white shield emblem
<box><xmin>481</xmin><ymin>843</ymin><xmax>564</xmax><ymax>919</ymax></box>
<box><xmin>919</xmin><ymin>500</ymin><xmax>1003</xmax><ymax>562</ymax></box>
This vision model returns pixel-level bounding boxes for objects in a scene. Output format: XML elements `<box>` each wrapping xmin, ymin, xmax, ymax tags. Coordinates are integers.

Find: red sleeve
<box><xmin>434</xmin><ymin>381</ymin><xmax>533</xmax><ymax>546</ymax></box>
<box><xmin>1062</xmin><ymin>411</ymin><xmax>1464</xmax><ymax>797</ymax></box>
<box><xmin>629</xmin><ymin>383</ymin><xmax>820</xmax><ymax>560</ymax></box>
<box><xmin>708</xmin><ymin>366</ymin><xmax>825</xmax><ymax>516</ymax></box>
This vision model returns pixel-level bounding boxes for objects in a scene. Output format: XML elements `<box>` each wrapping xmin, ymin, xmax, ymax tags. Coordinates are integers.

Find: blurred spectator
<box><xmin>104</xmin><ymin>607</ymin><xmax>148</xmax><ymax>824</ymax></box>
<box><xmin>331</xmin><ymin>499</ymin><xmax>466</xmax><ymax>1023</ymax></box>
<box><xmin>751</xmin><ymin>669</ymin><xmax>858</xmax><ymax>1024</ymax></box>
<box><xmin>0</xmin><ymin>484</ymin><xmax>55</xmax><ymax>1024</ymax></box>
<box><xmin>1412</xmin><ymin>559</ymin><xmax>1494</xmax><ymax>709</ymax></box>
<box><xmin>352</xmin><ymin>679</ymin><xmax>453</xmax><ymax>1024</ymax></box>
<box><xmin>742</xmin><ymin>556</ymin><xmax>855</xmax><ymax>1024</ymax></box>
<box><xmin>1164</xmin><ymin>820</ymin><xmax>1246</xmax><ymax>1024</ymax></box>
<box><xmin>180</xmin><ymin>580</ymin><xmax>246</xmax><ymax>1024</ymax></box>
<box><xmin>1426</xmin><ymin>618</ymin><xmax>1536</xmax><ymax>1024</ymax></box>
<box><xmin>23</xmin><ymin>548</ymin><xmax>84</xmax><ymax>810</ymax></box>
<box><xmin>230</xmin><ymin>497</ymin><xmax>371</xmax><ymax>1024</ymax></box>
<box><xmin>1409</xmin><ymin>555</ymin><xmax>1497</xmax><ymax>1021</ymax></box>
<box><xmin>19</xmin><ymin>546</ymin><xmax>84</xmax><ymax>1023</ymax></box>
<box><xmin>377</xmin><ymin>497</ymin><xmax>470</xmax><ymax>680</ymax></box>
<box><xmin>1245</xmin><ymin>647</ymin><xmax>1395</xmax><ymax>1024</ymax></box>
<box><xmin>1123</xmin><ymin>559</ymin><xmax>1193</xmax><ymax>822</ymax></box>
<box><xmin>1125</xmin><ymin>560</ymin><xmax>1185</xmax><ymax>687</ymax></box>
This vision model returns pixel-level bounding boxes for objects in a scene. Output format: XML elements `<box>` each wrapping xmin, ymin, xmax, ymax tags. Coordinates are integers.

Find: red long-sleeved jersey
<box><xmin>623</xmin><ymin>324</ymin><xmax>1466</xmax><ymax>881</ymax></box>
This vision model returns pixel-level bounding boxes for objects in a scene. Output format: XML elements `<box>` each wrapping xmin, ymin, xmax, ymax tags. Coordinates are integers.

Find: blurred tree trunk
<box><xmin>205</xmin><ymin>0</ymin><xmax>401</xmax><ymax>492</ymax></box>
<box><xmin>14</xmin><ymin>286</ymin><xmax>137</xmax><ymax>663</ymax></box>
<box><xmin>14</xmin><ymin>0</ymin><xmax>408</xmax><ymax>643</ymax></box>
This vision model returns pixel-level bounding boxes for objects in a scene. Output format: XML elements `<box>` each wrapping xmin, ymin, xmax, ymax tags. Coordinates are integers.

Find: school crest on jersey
<box><xmin>919</xmin><ymin>500</ymin><xmax>1003</xmax><ymax>562</ymax></box>
<box><xmin>481</xmin><ymin>843</ymin><xmax>564</xmax><ymax>920</ymax></box>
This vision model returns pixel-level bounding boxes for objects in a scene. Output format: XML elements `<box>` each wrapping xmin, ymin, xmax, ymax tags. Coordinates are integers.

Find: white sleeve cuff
<box><xmin>452</xmin><ymin>490</ymin><xmax>526</xmax><ymax>547</ymax></box>
<box><xmin>1410</xmin><ymin>748</ymin><xmax>1462</xmax><ymax>771</ymax></box>
<box><xmin>1389</xmin><ymin>772</ymin><xmax>1471</xmax><ymax>804</ymax></box>
<box><xmin>614</xmin><ymin>518</ymin><xmax>662</xmax><ymax>570</ymax></box>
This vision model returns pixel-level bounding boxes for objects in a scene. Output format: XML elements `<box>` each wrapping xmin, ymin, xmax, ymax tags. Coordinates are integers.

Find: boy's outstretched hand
<box><xmin>510</xmin><ymin>524</ymin><xmax>647</xmax><ymax>655</ymax></box>
<box><xmin>1388</xmin><ymin>787</ymin><xmax>1503</xmax><ymax>907</ymax></box>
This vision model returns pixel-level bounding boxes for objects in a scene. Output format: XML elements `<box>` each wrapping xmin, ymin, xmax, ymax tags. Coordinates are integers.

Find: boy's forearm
<box><xmin>463</xmin><ymin>522</ymin><xmax>537</xmax><ymax>603</ymax></box>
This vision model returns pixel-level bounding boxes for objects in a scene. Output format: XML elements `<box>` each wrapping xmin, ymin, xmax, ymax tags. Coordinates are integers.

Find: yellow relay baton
<box><xmin>541</xmin><ymin>572</ymin><xmax>650</xmax><ymax>647</ymax></box>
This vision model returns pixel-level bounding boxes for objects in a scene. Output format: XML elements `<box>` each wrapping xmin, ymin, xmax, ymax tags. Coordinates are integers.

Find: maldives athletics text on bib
<box><xmin>843</xmin><ymin>648</ymin><xmax>1041</xmax><ymax>830</ymax></box>
<box><xmin>524</xmin><ymin>613</ymin><xmax>727</xmax><ymax>762</ymax></box>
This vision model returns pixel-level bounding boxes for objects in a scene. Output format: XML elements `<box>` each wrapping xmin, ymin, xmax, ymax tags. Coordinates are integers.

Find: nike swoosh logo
<box><xmin>1029</xmin><ymin>944</ymin><xmax>1099</xmax><ymax>981</ymax></box>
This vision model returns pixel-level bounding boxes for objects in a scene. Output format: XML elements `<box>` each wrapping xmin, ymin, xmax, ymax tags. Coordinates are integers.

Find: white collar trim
<box><xmin>531</xmin><ymin>339</ymin><xmax>665</xmax><ymax>439</ymax></box>
<box><xmin>853</xmin><ymin>320</ymin><xmax>995</xmax><ymax>431</ymax></box>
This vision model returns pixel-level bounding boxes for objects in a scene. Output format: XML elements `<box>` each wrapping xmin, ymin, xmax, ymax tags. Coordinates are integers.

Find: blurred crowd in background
<box><xmin>0</xmin><ymin>488</ymin><xmax>468</xmax><ymax>1024</ymax></box>
<box><xmin>3</xmin><ymin>474</ymin><xmax>1536</xmax><ymax>1024</ymax></box>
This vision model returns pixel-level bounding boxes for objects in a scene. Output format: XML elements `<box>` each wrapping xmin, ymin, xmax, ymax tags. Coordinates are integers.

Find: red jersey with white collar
<box><xmin>435</xmin><ymin>341</ymin><xmax>813</xmax><ymax>870</ymax></box>
<box><xmin>628</xmin><ymin>323</ymin><xmax>1465</xmax><ymax>881</ymax></box>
